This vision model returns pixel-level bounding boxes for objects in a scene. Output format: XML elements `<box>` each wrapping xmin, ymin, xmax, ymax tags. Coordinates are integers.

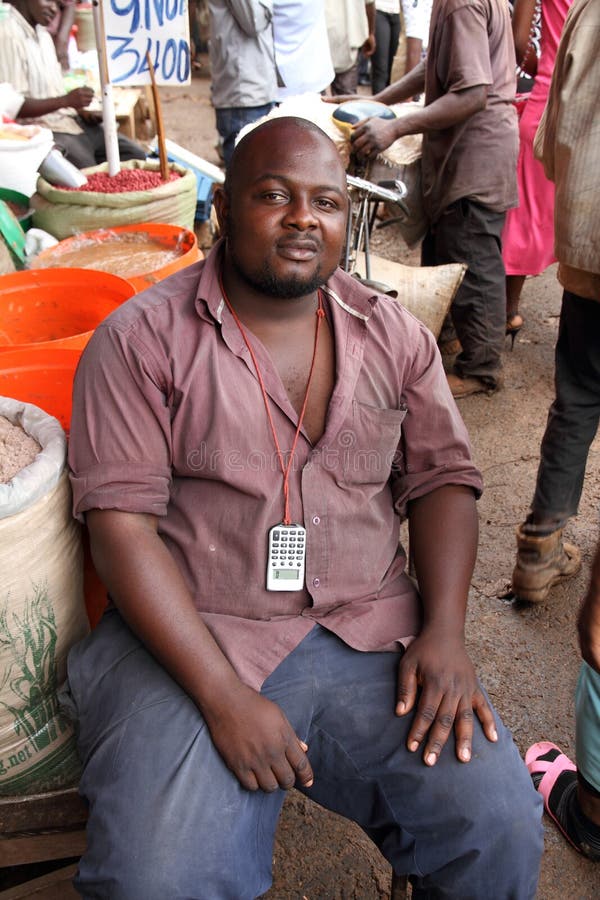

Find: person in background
<box><xmin>401</xmin><ymin>0</ymin><xmax>432</xmax><ymax>76</ymax></box>
<box><xmin>207</xmin><ymin>0</ymin><xmax>277</xmax><ymax>168</ymax></box>
<box><xmin>502</xmin><ymin>0</ymin><xmax>572</xmax><ymax>347</ymax></box>
<box><xmin>511</xmin><ymin>0</ymin><xmax>599</xmax><ymax>605</ymax></box>
<box><xmin>0</xmin><ymin>0</ymin><xmax>146</xmax><ymax>169</ymax></box>
<box><xmin>514</xmin><ymin>0</ymin><xmax>599</xmax><ymax>863</ymax></box>
<box><xmin>325</xmin><ymin>0</ymin><xmax>375</xmax><ymax>96</ymax></box>
<box><xmin>45</xmin><ymin>0</ymin><xmax>74</xmax><ymax>70</ymax></box>
<box><xmin>188</xmin><ymin>0</ymin><xmax>206</xmax><ymax>70</ymax></box>
<box><xmin>526</xmin><ymin>534</ymin><xmax>600</xmax><ymax>862</ymax></box>
<box><xmin>273</xmin><ymin>0</ymin><xmax>334</xmax><ymax>99</ymax></box>
<box><xmin>371</xmin><ymin>0</ymin><xmax>401</xmax><ymax>94</ymax></box>
<box><xmin>339</xmin><ymin>0</ymin><xmax>519</xmax><ymax>399</ymax></box>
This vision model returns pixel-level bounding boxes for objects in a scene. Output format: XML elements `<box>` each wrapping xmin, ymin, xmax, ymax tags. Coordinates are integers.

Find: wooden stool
<box><xmin>391</xmin><ymin>870</ymin><xmax>409</xmax><ymax>897</ymax></box>
<box><xmin>0</xmin><ymin>787</ymin><xmax>87</xmax><ymax>898</ymax></box>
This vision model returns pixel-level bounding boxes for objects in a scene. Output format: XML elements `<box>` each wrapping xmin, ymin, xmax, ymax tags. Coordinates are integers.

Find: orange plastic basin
<box><xmin>0</xmin><ymin>268</ymin><xmax>135</xmax><ymax>352</ymax></box>
<box><xmin>33</xmin><ymin>222</ymin><xmax>202</xmax><ymax>292</ymax></box>
<box><xmin>0</xmin><ymin>347</ymin><xmax>81</xmax><ymax>432</ymax></box>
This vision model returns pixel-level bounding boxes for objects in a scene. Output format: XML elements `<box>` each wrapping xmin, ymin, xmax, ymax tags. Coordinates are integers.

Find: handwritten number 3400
<box><xmin>108</xmin><ymin>35</ymin><xmax>190</xmax><ymax>82</ymax></box>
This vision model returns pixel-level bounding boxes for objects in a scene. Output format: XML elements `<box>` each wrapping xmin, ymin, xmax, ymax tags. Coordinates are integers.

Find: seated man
<box><xmin>0</xmin><ymin>0</ymin><xmax>146</xmax><ymax>169</ymax></box>
<box><xmin>63</xmin><ymin>116</ymin><xmax>542</xmax><ymax>899</ymax></box>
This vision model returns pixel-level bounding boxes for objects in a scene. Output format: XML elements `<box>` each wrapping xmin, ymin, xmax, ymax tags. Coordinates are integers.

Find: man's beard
<box><xmin>234</xmin><ymin>259</ymin><xmax>325</xmax><ymax>299</ymax></box>
<box><xmin>228</xmin><ymin>240</ymin><xmax>335</xmax><ymax>299</ymax></box>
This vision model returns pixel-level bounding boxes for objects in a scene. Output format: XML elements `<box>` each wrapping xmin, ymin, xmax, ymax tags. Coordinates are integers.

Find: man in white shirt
<box><xmin>273</xmin><ymin>0</ymin><xmax>334</xmax><ymax>99</ymax></box>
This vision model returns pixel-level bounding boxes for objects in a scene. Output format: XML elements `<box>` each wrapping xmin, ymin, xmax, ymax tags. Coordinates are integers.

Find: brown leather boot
<box><xmin>512</xmin><ymin>525</ymin><xmax>582</xmax><ymax>603</ymax></box>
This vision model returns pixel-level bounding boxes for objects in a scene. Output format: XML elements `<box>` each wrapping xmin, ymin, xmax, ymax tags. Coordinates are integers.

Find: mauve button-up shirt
<box><xmin>68</xmin><ymin>240</ymin><xmax>483</xmax><ymax>689</ymax></box>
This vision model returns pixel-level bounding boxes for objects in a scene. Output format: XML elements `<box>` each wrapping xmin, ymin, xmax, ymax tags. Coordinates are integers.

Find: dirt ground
<box><xmin>159</xmin><ymin>66</ymin><xmax>597</xmax><ymax>898</ymax></box>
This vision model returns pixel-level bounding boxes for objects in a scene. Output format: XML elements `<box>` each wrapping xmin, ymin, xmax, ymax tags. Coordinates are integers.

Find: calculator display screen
<box><xmin>274</xmin><ymin>569</ymin><xmax>300</xmax><ymax>580</ymax></box>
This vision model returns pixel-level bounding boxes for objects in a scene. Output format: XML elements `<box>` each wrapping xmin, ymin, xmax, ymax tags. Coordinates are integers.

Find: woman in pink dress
<box><xmin>503</xmin><ymin>0</ymin><xmax>572</xmax><ymax>345</ymax></box>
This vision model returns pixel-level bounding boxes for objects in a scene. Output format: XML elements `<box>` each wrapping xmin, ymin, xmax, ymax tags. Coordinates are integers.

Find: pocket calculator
<box><xmin>266</xmin><ymin>524</ymin><xmax>306</xmax><ymax>591</ymax></box>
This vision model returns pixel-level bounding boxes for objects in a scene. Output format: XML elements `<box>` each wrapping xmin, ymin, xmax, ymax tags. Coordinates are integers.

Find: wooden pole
<box><xmin>91</xmin><ymin>0</ymin><xmax>120</xmax><ymax>175</ymax></box>
<box><xmin>146</xmin><ymin>53</ymin><xmax>169</xmax><ymax>182</ymax></box>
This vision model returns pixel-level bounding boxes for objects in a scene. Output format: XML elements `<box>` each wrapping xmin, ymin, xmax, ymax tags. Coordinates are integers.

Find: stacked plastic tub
<box><xmin>0</xmin><ymin>268</ymin><xmax>135</xmax><ymax>428</ymax></box>
<box><xmin>0</xmin><ymin>269</ymin><xmax>135</xmax><ymax>629</ymax></box>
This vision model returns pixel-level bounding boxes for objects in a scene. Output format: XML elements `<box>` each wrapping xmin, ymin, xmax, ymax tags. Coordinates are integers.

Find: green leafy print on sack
<box><xmin>0</xmin><ymin>583</ymin><xmax>70</xmax><ymax>753</ymax></box>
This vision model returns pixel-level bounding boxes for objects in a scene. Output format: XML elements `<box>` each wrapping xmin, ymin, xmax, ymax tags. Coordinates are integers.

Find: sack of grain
<box><xmin>31</xmin><ymin>159</ymin><xmax>198</xmax><ymax>240</ymax></box>
<box><xmin>0</xmin><ymin>397</ymin><xmax>88</xmax><ymax>796</ymax></box>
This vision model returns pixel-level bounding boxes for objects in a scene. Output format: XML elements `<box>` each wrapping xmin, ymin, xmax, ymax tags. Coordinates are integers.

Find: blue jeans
<box><xmin>215</xmin><ymin>104</ymin><xmax>275</xmax><ymax>168</ymax></box>
<box><xmin>61</xmin><ymin>612</ymin><xmax>543</xmax><ymax>899</ymax></box>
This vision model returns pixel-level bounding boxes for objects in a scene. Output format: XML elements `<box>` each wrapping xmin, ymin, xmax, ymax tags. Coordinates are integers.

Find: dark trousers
<box><xmin>53</xmin><ymin>117</ymin><xmax>146</xmax><ymax>170</ymax></box>
<box><xmin>531</xmin><ymin>290</ymin><xmax>600</xmax><ymax>523</ymax></box>
<box><xmin>421</xmin><ymin>199</ymin><xmax>507</xmax><ymax>387</ymax></box>
<box><xmin>61</xmin><ymin>611</ymin><xmax>542</xmax><ymax>899</ymax></box>
<box><xmin>372</xmin><ymin>10</ymin><xmax>401</xmax><ymax>95</ymax></box>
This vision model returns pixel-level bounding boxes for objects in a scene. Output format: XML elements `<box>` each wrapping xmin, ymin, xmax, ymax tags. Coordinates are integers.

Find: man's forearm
<box><xmin>408</xmin><ymin>485</ymin><xmax>478</xmax><ymax>634</ymax></box>
<box><xmin>228</xmin><ymin>0</ymin><xmax>272</xmax><ymax>36</ymax></box>
<box><xmin>395</xmin><ymin>84</ymin><xmax>487</xmax><ymax>136</ymax></box>
<box><xmin>365</xmin><ymin>1</ymin><xmax>375</xmax><ymax>38</ymax></box>
<box><xmin>85</xmin><ymin>508</ymin><xmax>314</xmax><ymax>792</ymax></box>
<box><xmin>373</xmin><ymin>59</ymin><xmax>426</xmax><ymax>105</ymax></box>
<box><xmin>405</xmin><ymin>37</ymin><xmax>423</xmax><ymax>75</ymax></box>
<box><xmin>18</xmin><ymin>95</ymin><xmax>68</xmax><ymax>118</ymax></box>
<box><xmin>86</xmin><ymin>509</ymin><xmax>243</xmax><ymax>713</ymax></box>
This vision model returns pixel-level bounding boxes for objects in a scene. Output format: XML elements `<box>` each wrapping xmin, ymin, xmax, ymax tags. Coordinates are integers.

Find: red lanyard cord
<box><xmin>219</xmin><ymin>276</ymin><xmax>325</xmax><ymax>525</ymax></box>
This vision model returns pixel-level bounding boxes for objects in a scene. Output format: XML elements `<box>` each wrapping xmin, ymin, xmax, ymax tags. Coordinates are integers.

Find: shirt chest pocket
<box><xmin>338</xmin><ymin>401</ymin><xmax>407</xmax><ymax>486</ymax></box>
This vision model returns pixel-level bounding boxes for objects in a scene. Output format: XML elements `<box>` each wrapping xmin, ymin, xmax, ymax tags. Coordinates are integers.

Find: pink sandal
<box><xmin>525</xmin><ymin>740</ymin><xmax>578</xmax><ymax>849</ymax></box>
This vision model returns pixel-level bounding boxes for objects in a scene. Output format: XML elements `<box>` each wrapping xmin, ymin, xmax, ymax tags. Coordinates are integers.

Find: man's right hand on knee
<box><xmin>204</xmin><ymin>684</ymin><xmax>314</xmax><ymax>793</ymax></box>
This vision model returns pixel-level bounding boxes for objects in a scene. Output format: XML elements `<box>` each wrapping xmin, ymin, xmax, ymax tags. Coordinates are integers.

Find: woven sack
<box><xmin>31</xmin><ymin>159</ymin><xmax>197</xmax><ymax>240</ymax></box>
<box><xmin>0</xmin><ymin>398</ymin><xmax>88</xmax><ymax>796</ymax></box>
<box><xmin>353</xmin><ymin>254</ymin><xmax>466</xmax><ymax>339</ymax></box>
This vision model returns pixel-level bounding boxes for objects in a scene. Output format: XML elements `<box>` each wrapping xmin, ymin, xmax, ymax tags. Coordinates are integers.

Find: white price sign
<box><xmin>102</xmin><ymin>0</ymin><xmax>191</xmax><ymax>86</ymax></box>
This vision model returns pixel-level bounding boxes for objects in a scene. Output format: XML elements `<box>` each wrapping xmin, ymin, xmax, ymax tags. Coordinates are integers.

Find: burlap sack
<box><xmin>0</xmin><ymin>398</ymin><xmax>88</xmax><ymax>796</ymax></box>
<box><xmin>353</xmin><ymin>254</ymin><xmax>466</xmax><ymax>339</ymax></box>
<box><xmin>31</xmin><ymin>159</ymin><xmax>197</xmax><ymax>240</ymax></box>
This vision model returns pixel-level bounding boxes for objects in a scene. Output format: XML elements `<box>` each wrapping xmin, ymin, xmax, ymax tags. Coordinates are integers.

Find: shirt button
<box><xmin>312</xmin><ymin>515</ymin><xmax>320</xmax><ymax>525</ymax></box>
<box><xmin>313</xmin><ymin>577</ymin><xmax>320</xmax><ymax>588</ymax></box>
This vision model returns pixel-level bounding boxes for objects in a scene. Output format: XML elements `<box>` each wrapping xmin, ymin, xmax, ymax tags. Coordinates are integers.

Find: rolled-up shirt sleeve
<box><xmin>390</xmin><ymin>322</ymin><xmax>483</xmax><ymax>517</ymax></box>
<box><xmin>68</xmin><ymin>322</ymin><xmax>173</xmax><ymax>521</ymax></box>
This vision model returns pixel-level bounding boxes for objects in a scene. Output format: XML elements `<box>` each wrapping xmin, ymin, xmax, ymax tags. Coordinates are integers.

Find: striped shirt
<box><xmin>0</xmin><ymin>6</ymin><xmax>81</xmax><ymax>134</ymax></box>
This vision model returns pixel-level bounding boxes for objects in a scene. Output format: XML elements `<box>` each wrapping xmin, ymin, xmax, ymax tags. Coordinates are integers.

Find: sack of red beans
<box><xmin>31</xmin><ymin>160</ymin><xmax>197</xmax><ymax>240</ymax></box>
<box><xmin>65</xmin><ymin>168</ymin><xmax>182</xmax><ymax>194</ymax></box>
